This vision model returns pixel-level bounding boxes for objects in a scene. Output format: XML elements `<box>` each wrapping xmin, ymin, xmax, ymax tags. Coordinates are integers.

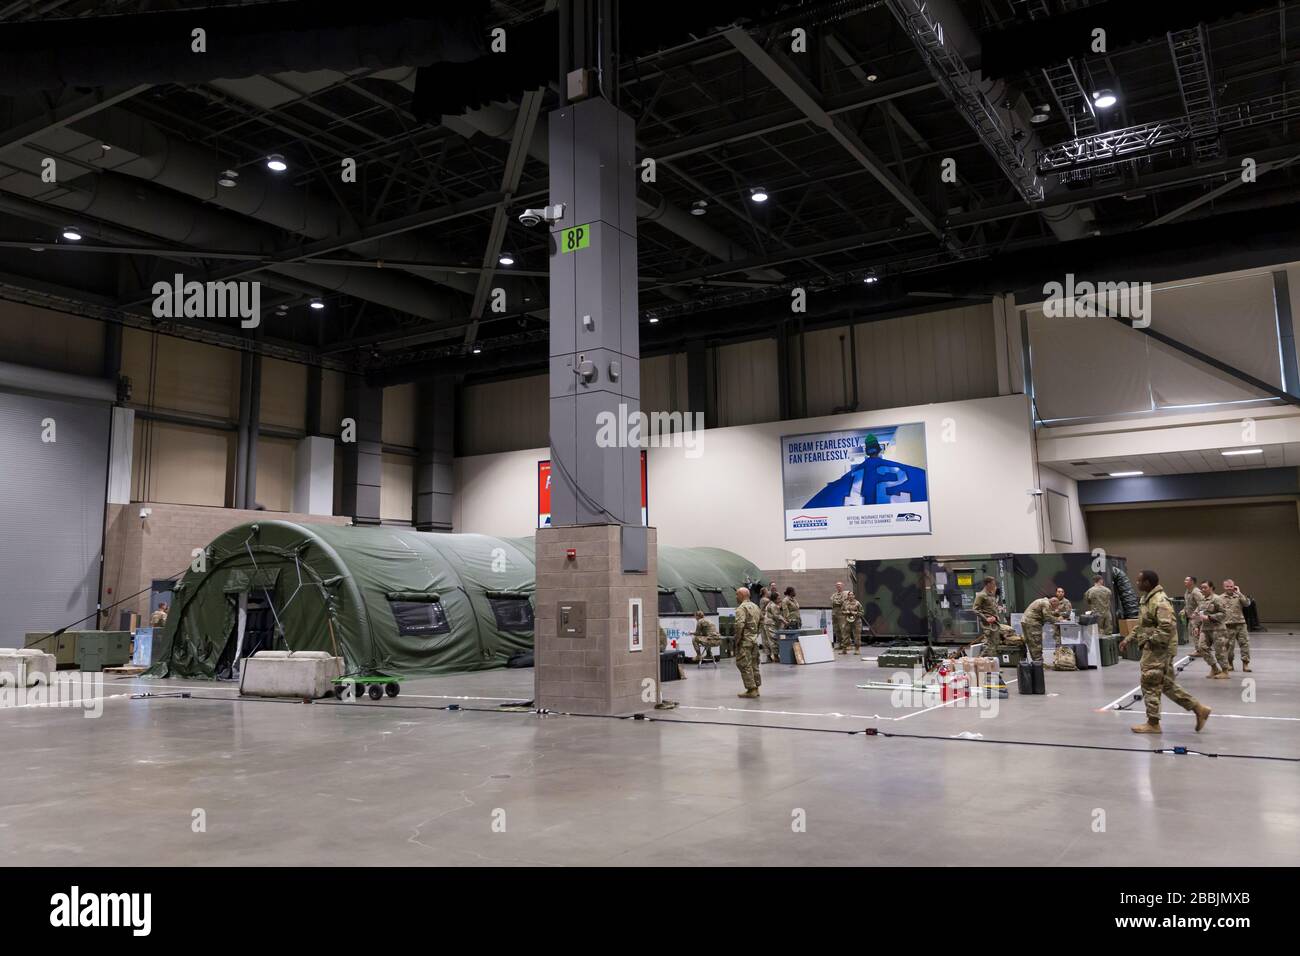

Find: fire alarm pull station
<box><xmin>565</xmin><ymin>548</ymin><xmax>576</xmax><ymax>560</ymax></box>
<box><xmin>558</xmin><ymin>601</ymin><xmax>587</xmax><ymax>639</ymax></box>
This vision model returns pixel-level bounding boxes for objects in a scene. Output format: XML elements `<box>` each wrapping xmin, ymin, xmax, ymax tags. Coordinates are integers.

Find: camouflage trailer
<box><xmin>852</xmin><ymin>551</ymin><xmax>1133</xmax><ymax>647</ymax></box>
<box><xmin>852</xmin><ymin>558</ymin><xmax>928</xmax><ymax>641</ymax></box>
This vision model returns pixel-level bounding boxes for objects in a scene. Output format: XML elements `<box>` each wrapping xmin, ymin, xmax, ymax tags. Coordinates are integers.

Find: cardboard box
<box><xmin>1118</xmin><ymin>619</ymin><xmax>1139</xmax><ymax>638</ymax></box>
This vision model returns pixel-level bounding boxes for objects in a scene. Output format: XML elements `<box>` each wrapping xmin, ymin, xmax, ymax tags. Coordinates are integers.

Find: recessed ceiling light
<box><xmin>218</xmin><ymin>170</ymin><xmax>239</xmax><ymax>188</ymax></box>
<box><xmin>648</xmin><ymin>316</ymin><xmax>660</xmax><ymax>324</ymax></box>
<box><xmin>1092</xmin><ymin>89</ymin><xmax>1118</xmax><ymax>109</ymax></box>
<box><xmin>690</xmin><ymin>200</ymin><xmax>708</xmax><ymax>216</ymax></box>
<box><xmin>309</xmin><ymin>298</ymin><xmax>325</xmax><ymax>310</ymax></box>
<box><xmin>100</xmin><ymin>143</ymin><xmax>112</xmax><ymax>151</ymax></box>
<box><xmin>61</xmin><ymin>228</ymin><xmax>82</xmax><ymax>241</ymax></box>
<box><xmin>471</xmin><ymin>345</ymin><xmax>482</xmax><ymax>354</ymax></box>
<box><xmin>866</xmin><ymin>72</ymin><xmax>879</xmax><ymax>82</ymax></box>
<box><xmin>749</xmin><ymin>187</ymin><xmax>769</xmax><ymax>203</ymax></box>
<box><xmin>863</xmin><ymin>273</ymin><xmax>879</xmax><ymax>284</ymax></box>
<box><xmin>266</xmin><ymin>154</ymin><xmax>288</xmax><ymax>172</ymax></box>
<box><xmin>498</xmin><ymin>253</ymin><xmax>514</xmax><ymax>266</ymax></box>
<box><xmin>1221</xmin><ymin>448</ymin><xmax>1264</xmax><ymax>456</ymax></box>
<box><xmin>1108</xmin><ymin>470</ymin><xmax>1143</xmax><ymax>477</ymax></box>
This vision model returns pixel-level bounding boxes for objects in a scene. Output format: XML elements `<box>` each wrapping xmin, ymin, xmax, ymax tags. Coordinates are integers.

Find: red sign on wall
<box><xmin>538</xmin><ymin>452</ymin><xmax>647</xmax><ymax>529</ymax></box>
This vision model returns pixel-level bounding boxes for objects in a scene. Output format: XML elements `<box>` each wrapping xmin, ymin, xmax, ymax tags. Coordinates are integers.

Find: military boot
<box><xmin>1131</xmin><ymin>720</ymin><xmax>1162</xmax><ymax>734</ymax></box>
<box><xmin>1212</xmin><ymin>671</ymin><xmax>1230</xmax><ymax>680</ymax></box>
<box><xmin>1194</xmin><ymin>705</ymin><xmax>1211</xmax><ymax>732</ymax></box>
<box><xmin>1242</xmin><ymin>663</ymin><xmax>1252</xmax><ymax>673</ymax></box>
<box><xmin>737</xmin><ymin>688</ymin><xmax>759</xmax><ymax>699</ymax></box>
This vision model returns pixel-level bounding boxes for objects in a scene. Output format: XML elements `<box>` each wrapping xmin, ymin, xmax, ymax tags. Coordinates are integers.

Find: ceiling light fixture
<box><xmin>309</xmin><ymin>298</ymin><xmax>325</xmax><ymax>310</ymax></box>
<box><xmin>749</xmin><ymin>187</ymin><xmax>769</xmax><ymax>203</ymax></box>
<box><xmin>218</xmin><ymin>169</ymin><xmax>239</xmax><ymax>188</ymax></box>
<box><xmin>1108</xmin><ymin>470</ymin><xmax>1143</xmax><ymax>477</ymax></box>
<box><xmin>1030</xmin><ymin>104</ymin><xmax>1052</xmax><ymax>124</ymax></box>
<box><xmin>1092</xmin><ymin>89</ymin><xmax>1118</xmax><ymax>109</ymax></box>
<box><xmin>266</xmin><ymin>153</ymin><xmax>288</xmax><ymax>172</ymax></box>
<box><xmin>648</xmin><ymin>316</ymin><xmax>660</xmax><ymax>324</ymax></box>
<box><xmin>61</xmin><ymin>228</ymin><xmax>82</xmax><ymax>241</ymax></box>
<box><xmin>863</xmin><ymin>272</ymin><xmax>879</xmax><ymax>284</ymax></box>
<box><xmin>866</xmin><ymin>72</ymin><xmax>879</xmax><ymax>82</ymax></box>
<box><xmin>690</xmin><ymin>200</ymin><xmax>708</xmax><ymax>216</ymax></box>
<box><xmin>1221</xmin><ymin>448</ymin><xmax>1264</xmax><ymax>457</ymax></box>
<box><xmin>472</xmin><ymin>345</ymin><xmax>482</xmax><ymax>354</ymax></box>
<box><xmin>498</xmin><ymin>253</ymin><xmax>515</xmax><ymax>266</ymax></box>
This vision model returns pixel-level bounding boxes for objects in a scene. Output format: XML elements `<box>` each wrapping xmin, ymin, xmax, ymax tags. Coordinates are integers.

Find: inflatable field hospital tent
<box><xmin>150</xmin><ymin>521</ymin><xmax>764</xmax><ymax>680</ymax></box>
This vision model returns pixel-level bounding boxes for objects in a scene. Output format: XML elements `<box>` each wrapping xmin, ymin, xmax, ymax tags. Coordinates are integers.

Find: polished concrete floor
<box><xmin>1</xmin><ymin>631</ymin><xmax>1297</xmax><ymax>866</ymax></box>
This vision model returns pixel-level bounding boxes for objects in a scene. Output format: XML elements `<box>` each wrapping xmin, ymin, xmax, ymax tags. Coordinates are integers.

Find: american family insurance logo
<box><xmin>790</xmin><ymin>514</ymin><xmax>829</xmax><ymax>530</ymax></box>
<box><xmin>50</xmin><ymin>886</ymin><xmax>151</xmax><ymax>936</ymax></box>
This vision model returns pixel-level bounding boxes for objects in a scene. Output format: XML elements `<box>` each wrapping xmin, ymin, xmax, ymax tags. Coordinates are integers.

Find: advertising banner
<box><xmin>538</xmin><ymin>451</ymin><xmax>647</xmax><ymax>529</ymax></box>
<box><xmin>781</xmin><ymin>423</ymin><xmax>930</xmax><ymax>539</ymax></box>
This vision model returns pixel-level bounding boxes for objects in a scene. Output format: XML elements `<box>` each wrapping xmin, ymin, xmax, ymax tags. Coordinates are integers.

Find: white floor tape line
<box><xmin>1159</xmin><ymin>711</ymin><xmax>1300</xmax><ymax>721</ymax></box>
<box><xmin>675</xmin><ymin>704</ymin><xmax>899</xmax><ymax>720</ymax></box>
<box><xmin>1099</xmin><ymin>656</ymin><xmax>1190</xmax><ymax>711</ymax></box>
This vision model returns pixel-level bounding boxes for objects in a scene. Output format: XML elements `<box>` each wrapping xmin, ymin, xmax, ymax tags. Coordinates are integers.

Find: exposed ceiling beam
<box><xmin>725</xmin><ymin>27</ymin><xmax>950</xmax><ymax>245</ymax></box>
<box><xmin>0</xmin><ymin>84</ymin><xmax>150</xmax><ymax>160</ymax></box>
<box><xmin>1144</xmin><ymin>151</ymin><xmax>1300</xmax><ymax>227</ymax></box>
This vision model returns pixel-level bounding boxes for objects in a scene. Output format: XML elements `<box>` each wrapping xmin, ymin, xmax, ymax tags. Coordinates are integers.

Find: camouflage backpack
<box><xmin>1053</xmin><ymin>644</ymin><xmax>1077</xmax><ymax>671</ymax></box>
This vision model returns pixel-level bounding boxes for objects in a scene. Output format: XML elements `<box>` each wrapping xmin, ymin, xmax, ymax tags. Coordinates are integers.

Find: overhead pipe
<box><xmin>0</xmin><ymin>167</ymin><xmax>465</xmax><ymax>321</ymax></box>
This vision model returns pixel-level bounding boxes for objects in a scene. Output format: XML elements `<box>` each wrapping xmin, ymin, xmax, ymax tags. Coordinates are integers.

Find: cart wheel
<box><xmin>333</xmin><ymin>684</ymin><xmax>347</xmax><ymax>700</ymax></box>
<box><xmin>368</xmin><ymin>684</ymin><xmax>383</xmax><ymax>700</ymax></box>
<box><xmin>385</xmin><ymin>682</ymin><xmax>400</xmax><ymax>698</ymax></box>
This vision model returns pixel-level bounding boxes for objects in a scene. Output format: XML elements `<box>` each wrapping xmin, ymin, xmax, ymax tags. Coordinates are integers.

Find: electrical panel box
<box><xmin>557</xmin><ymin>602</ymin><xmax>587</xmax><ymax>639</ymax></box>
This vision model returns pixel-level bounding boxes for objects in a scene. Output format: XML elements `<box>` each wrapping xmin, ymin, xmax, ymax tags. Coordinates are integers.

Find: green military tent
<box><xmin>150</xmin><ymin>522</ymin><xmax>764</xmax><ymax>680</ymax></box>
<box><xmin>149</xmin><ymin>521</ymin><xmax>536</xmax><ymax>679</ymax></box>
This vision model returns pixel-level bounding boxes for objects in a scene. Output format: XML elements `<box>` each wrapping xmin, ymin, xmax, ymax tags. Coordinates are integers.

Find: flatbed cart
<box><xmin>333</xmin><ymin>673</ymin><xmax>402</xmax><ymax>700</ymax></box>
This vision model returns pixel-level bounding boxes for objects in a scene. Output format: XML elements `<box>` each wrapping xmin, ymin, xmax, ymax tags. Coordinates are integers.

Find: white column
<box><xmin>293</xmin><ymin>435</ymin><xmax>334</xmax><ymax>515</ymax></box>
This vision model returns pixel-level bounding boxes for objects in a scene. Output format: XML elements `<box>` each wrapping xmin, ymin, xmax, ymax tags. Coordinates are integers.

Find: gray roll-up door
<box><xmin>0</xmin><ymin>391</ymin><xmax>110</xmax><ymax>645</ymax></box>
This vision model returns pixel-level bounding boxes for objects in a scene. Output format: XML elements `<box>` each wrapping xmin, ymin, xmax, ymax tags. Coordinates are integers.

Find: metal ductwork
<box><xmin>64</xmin><ymin>109</ymin><xmax>506</xmax><ymax>303</ymax></box>
<box><xmin>0</xmin><ymin>168</ymin><xmax>463</xmax><ymax>322</ymax></box>
<box><xmin>887</xmin><ymin>0</ymin><xmax>1095</xmax><ymax>241</ymax></box>
<box><xmin>0</xmin><ymin>0</ymin><xmax>488</xmax><ymax>94</ymax></box>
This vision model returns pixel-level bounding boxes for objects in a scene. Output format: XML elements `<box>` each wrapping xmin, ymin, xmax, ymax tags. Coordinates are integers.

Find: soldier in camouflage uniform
<box><xmin>840</xmin><ymin>591</ymin><xmax>863</xmax><ymax>655</ymax></box>
<box><xmin>733</xmin><ymin>587</ymin><xmax>762</xmax><ymax>698</ymax></box>
<box><xmin>1053</xmin><ymin>587</ymin><xmax>1073</xmax><ymax>619</ymax></box>
<box><xmin>1020</xmin><ymin>596</ymin><xmax>1060</xmax><ymax>663</ymax></box>
<box><xmin>760</xmin><ymin>587</ymin><xmax>782</xmax><ymax>663</ymax></box>
<box><xmin>973</xmin><ymin>577</ymin><xmax>1003</xmax><ymax>660</ymax></box>
<box><xmin>780</xmin><ymin>587</ymin><xmax>801</xmax><ymax>629</ymax></box>
<box><xmin>1194</xmin><ymin>580</ymin><xmax>1228</xmax><ymax>677</ymax></box>
<box><xmin>1085</xmin><ymin>576</ymin><xmax>1113</xmax><ymax>634</ymax></box>
<box><xmin>830</xmin><ymin>582</ymin><xmax>847</xmax><ymax>650</ymax></box>
<box><xmin>1220</xmin><ymin>580</ymin><xmax>1253</xmax><ymax>672</ymax></box>
<box><xmin>691</xmin><ymin>611</ymin><xmax>721</xmax><ymax>663</ymax></box>
<box><xmin>658</xmin><ymin>626</ymin><xmax>667</xmax><ymax>653</ymax></box>
<box><xmin>1182</xmin><ymin>576</ymin><xmax>1202</xmax><ymax>657</ymax></box>
<box><xmin>1119</xmin><ymin>570</ymin><xmax>1210</xmax><ymax>734</ymax></box>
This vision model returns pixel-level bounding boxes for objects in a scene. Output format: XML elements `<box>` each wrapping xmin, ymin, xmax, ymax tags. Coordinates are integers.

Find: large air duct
<box><xmin>0</xmin><ymin>168</ymin><xmax>463</xmax><ymax>322</ymax></box>
<box><xmin>0</xmin><ymin>0</ymin><xmax>487</xmax><ymax>94</ymax></box>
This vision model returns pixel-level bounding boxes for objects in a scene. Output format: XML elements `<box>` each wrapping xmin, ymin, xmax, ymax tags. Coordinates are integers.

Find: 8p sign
<box><xmin>561</xmin><ymin>223</ymin><xmax>591</xmax><ymax>253</ymax></box>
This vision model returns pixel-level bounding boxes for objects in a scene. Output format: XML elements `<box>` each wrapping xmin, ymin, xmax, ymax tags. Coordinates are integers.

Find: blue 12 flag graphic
<box><xmin>781</xmin><ymin>423</ymin><xmax>930</xmax><ymax>539</ymax></box>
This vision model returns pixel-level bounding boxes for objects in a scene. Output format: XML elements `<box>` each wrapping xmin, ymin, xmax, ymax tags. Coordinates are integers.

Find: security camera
<box><xmin>518</xmin><ymin>203</ymin><xmax>565</xmax><ymax>228</ymax></box>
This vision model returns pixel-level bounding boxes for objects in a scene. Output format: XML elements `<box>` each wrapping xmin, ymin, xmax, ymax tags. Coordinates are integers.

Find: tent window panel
<box><xmin>389</xmin><ymin>599</ymin><xmax>451</xmax><ymax>636</ymax></box>
<box><xmin>658</xmin><ymin>590</ymin><xmax>683</xmax><ymax>615</ymax></box>
<box><xmin>488</xmin><ymin>596</ymin><xmax>534</xmax><ymax>632</ymax></box>
<box><xmin>699</xmin><ymin>589</ymin><xmax>725</xmax><ymax>613</ymax></box>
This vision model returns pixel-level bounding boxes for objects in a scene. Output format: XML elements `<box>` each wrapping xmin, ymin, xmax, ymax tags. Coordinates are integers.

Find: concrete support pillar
<box><xmin>416</xmin><ymin>376</ymin><xmax>455</xmax><ymax>531</ymax></box>
<box><xmin>293</xmin><ymin>436</ymin><xmax>334</xmax><ymax>515</ymax></box>
<box><xmin>535</xmin><ymin>525</ymin><xmax>658</xmax><ymax>715</ymax></box>
<box><xmin>341</xmin><ymin>375</ymin><xmax>383</xmax><ymax>525</ymax></box>
<box><xmin>537</xmin><ymin>91</ymin><xmax>657</xmax><ymax>716</ymax></box>
<box><xmin>305</xmin><ymin>364</ymin><xmax>323</xmax><ymax>436</ymax></box>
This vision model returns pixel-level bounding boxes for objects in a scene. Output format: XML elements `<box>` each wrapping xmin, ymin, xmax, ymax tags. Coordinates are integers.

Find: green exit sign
<box><xmin>561</xmin><ymin>223</ymin><xmax>591</xmax><ymax>253</ymax></box>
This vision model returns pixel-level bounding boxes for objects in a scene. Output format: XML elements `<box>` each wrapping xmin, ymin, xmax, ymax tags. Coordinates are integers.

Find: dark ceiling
<box><xmin>0</xmin><ymin>0</ymin><xmax>1298</xmax><ymax>383</ymax></box>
